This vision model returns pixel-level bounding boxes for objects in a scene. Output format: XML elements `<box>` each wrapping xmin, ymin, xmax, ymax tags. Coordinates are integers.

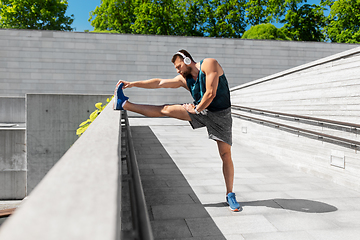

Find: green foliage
<box><xmin>204</xmin><ymin>0</ymin><xmax>247</xmax><ymax>38</ymax></box>
<box><xmin>324</xmin><ymin>0</ymin><xmax>360</xmax><ymax>43</ymax></box>
<box><xmin>89</xmin><ymin>0</ymin><xmax>134</xmax><ymax>34</ymax></box>
<box><xmin>245</xmin><ymin>0</ymin><xmax>282</xmax><ymax>25</ymax></box>
<box><xmin>91</xmin><ymin>29</ymin><xmax>121</xmax><ymax>34</ymax></box>
<box><xmin>281</xmin><ymin>3</ymin><xmax>326</xmax><ymax>41</ymax></box>
<box><xmin>76</xmin><ymin>97</ymin><xmax>112</xmax><ymax>137</ymax></box>
<box><xmin>130</xmin><ymin>0</ymin><xmax>184</xmax><ymax>35</ymax></box>
<box><xmin>0</xmin><ymin>0</ymin><xmax>74</xmax><ymax>30</ymax></box>
<box><xmin>242</xmin><ymin>23</ymin><xmax>290</xmax><ymax>40</ymax></box>
<box><xmin>89</xmin><ymin>0</ymin><xmax>246</xmax><ymax>37</ymax></box>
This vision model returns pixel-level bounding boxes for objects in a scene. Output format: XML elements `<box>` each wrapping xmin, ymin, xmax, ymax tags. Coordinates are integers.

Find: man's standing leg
<box><xmin>217</xmin><ymin>140</ymin><xmax>241</xmax><ymax>211</ymax></box>
<box><xmin>217</xmin><ymin>141</ymin><xmax>234</xmax><ymax>194</ymax></box>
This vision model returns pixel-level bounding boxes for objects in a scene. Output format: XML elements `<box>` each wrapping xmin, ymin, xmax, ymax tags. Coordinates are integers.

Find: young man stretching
<box><xmin>114</xmin><ymin>50</ymin><xmax>241</xmax><ymax>211</ymax></box>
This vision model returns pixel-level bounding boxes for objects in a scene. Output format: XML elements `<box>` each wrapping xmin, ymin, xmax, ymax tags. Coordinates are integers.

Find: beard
<box><xmin>181</xmin><ymin>66</ymin><xmax>192</xmax><ymax>78</ymax></box>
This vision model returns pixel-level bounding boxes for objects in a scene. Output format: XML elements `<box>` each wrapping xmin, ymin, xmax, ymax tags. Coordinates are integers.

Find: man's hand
<box><xmin>182</xmin><ymin>103</ymin><xmax>196</xmax><ymax>114</ymax></box>
<box><xmin>116</xmin><ymin>80</ymin><xmax>132</xmax><ymax>89</ymax></box>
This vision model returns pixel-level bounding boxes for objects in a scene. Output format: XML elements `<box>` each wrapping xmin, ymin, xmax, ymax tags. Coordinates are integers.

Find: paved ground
<box><xmin>129</xmin><ymin>117</ymin><xmax>360</xmax><ymax>240</ymax></box>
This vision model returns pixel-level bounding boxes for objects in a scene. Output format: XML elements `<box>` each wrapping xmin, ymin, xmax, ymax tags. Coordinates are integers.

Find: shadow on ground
<box><xmin>130</xmin><ymin>126</ymin><xmax>227</xmax><ymax>240</ymax></box>
<box><xmin>204</xmin><ymin>199</ymin><xmax>337</xmax><ymax>213</ymax></box>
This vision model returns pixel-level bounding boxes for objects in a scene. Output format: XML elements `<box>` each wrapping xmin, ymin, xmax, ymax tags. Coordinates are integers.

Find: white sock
<box><xmin>121</xmin><ymin>100</ymin><xmax>127</xmax><ymax>108</ymax></box>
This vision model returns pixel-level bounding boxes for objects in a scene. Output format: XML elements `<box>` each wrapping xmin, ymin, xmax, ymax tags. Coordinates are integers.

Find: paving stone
<box><xmin>151</xmin><ymin>219</ymin><xmax>192</xmax><ymax>239</ymax></box>
<box><xmin>145</xmin><ymin>193</ymin><xmax>196</xmax><ymax>206</ymax></box>
<box><xmin>213</xmin><ymin>215</ymin><xmax>278</xmax><ymax>234</ymax></box>
<box><xmin>152</xmin><ymin>203</ymin><xmax>209</xmax><ymax>220</ymax></box>
<box><xmin>264</xmin><ymin>213</ymin><xmax>338</xmax><ymax>231</ymax></box>
<box><xmin>242</xmin><ymin>231</ymin><xmax>316</xmax><ymax>240</ymax></box>
<box><xmin>307</xmin><ymin>229</ymin><xmax>360</xmax><ymax>240</ymax></box>
<box><xmin>185</xmin><ymin>217</ymin><xmax>224</xmax><ymax>237</ymax></box>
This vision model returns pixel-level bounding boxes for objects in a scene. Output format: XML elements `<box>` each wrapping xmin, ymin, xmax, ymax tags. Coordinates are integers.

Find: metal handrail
<box><xmin>121</xmin><ymin>111</ymin><xmax>154</xmax><ymax>240</ymax></box>
<box><xmin>232</xmin><ymin>105</ymin><xmax>360</xmax><ymax>130</ymax></box>
<box><xmin>232</xmin><ymin>112</ymin><xmax>360</xmax><ymax>150</ymax></box>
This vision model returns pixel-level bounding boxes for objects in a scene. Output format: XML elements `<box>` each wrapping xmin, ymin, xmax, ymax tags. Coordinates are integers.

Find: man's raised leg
<box><xmin>114</xmin><ymin>82</ymin><xmax>191</xmax><ymax>121</ymax></box>
<box><xmin>123</xmin><ymin>101</ymin><xmax>191</xmax><ymax>121</ymax></box>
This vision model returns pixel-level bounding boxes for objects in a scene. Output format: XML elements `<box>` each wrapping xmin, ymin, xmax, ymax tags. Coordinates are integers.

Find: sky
<box><xmin>65</xmin><ymin>0</ymin><xmax>326</xmax><ymax>33</ymax></box>
<box><xmin>66</xmin><ymin>0</ymin><xmax>101</xmax><ymax>32</ymax></box>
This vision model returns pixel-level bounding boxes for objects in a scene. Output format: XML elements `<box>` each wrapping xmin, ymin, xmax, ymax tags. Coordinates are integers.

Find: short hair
<box><xmin>171</xmin><ymin>49</ymin><xmax>195</xmax><ymax>63</ymax></box>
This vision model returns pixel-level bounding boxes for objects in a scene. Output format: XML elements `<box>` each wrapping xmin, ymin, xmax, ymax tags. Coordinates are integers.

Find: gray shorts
<box><xmin>188</xmin><ymin>107</ymin><xmax>232</xmax><ymax>146</ymax></box>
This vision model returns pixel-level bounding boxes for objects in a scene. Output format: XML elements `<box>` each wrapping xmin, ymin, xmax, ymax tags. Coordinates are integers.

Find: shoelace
<box><xmin>228</xmin><ymin>195</ymin><xmax>237</xmax><ymax>205</ymax></box>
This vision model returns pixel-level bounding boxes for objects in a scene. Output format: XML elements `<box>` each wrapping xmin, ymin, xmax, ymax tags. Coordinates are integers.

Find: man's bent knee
<box><xmin>160</xmin><ymin>104</ymin><xmax>191</xmax><ymax>121</ymax></box>
<box><xmin>160</xmin><ymin>105</ymin><xmax>171</xmax><ymax>116</ymax></box>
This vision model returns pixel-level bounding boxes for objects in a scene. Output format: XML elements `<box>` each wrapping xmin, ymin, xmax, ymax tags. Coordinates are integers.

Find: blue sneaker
<box><xmin>226</xmin><ymin>192</ymin><xmax>241</xmax><ymax>212</ymax></box>
<box><xmin>114</xmin><ymin>83</ymin><xmax>129</xmax><ymax>110</ymax></box>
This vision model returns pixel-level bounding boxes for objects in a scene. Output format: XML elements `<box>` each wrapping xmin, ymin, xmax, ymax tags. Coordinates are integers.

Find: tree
<box><xmin>204</xmin><ymin>0</ymin><xmax>247</xmax><ymax>38</ymax></box>
<box><xmin>89</xmin><ymin>0</ymin><xmax>135</xmax><ymax>33</ymax></box>
<box><xmin>90</xmin><ymin>0</ymin><xmax>206</xmax><ymax>36</ymax></box>
<box><xmin>281</xmin><ymin>3</ymin><xmax>326</xmax><ymax>41</ymax></box>
<box><xmin>242</xmin><ymin>23</ymin><xmax>290</xmax><ymax>40</ymax></box>
<box><xmin>0</xmin><ymin>0</ymin><xmax>74</xmax><ymax>31</ymax></box>
<box><xmin>130</xmin><ymin>0</ymin><xmax>186</xmax><ymax>35</ymax></box>
<box><xmin>244</xmin><ymin>0</ymin><xmax>327</xmax><ymax>41</ymax></box>
<box><xmin>245</xmin><ymin>0</ymin><xmax>286</xmax><ymax>26</ymax></box>
<box><xmin>324</xmin><ymin>0</ymin><xmax>360</xmax><ymax>43</ymax></box>
<box><xmin>90</xmin><ymin>0</ymin><xmax>248</xmax><ymax>37</ymax></box>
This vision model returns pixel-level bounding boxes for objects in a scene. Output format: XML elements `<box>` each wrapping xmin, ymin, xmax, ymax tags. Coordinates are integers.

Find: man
<box><xmin>114</xmin><ymin>50</ymin><xmax>241</xmax><ymax>211</ymax></box>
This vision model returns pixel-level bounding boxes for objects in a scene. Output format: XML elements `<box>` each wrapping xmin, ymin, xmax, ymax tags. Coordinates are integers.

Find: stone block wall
<box><xmin>0</xmin><ymin>29</ymin><xmax>358</xmax><ymax>106</ymax></box>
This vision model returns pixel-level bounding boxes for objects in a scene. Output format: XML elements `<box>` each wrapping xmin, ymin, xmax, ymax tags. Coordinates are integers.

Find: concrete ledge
<box><xmin>0</xmin><ymin>99</ymin><xmax>122</xmax><ymax>239</ymax></box>
<box><xmin>0</xmin><ymin>171</ymin><xmax>26</xmax><ymax>200</ymax></box>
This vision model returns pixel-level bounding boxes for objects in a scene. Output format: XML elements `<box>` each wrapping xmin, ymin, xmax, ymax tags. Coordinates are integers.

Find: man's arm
<box><xmin>194</xmin><ymin>58</ymin><xmax>221</xmax><ymax>112</ymax></box>
<box><xmin>117</xmin><ymin>75</ymin><xmax>188</xmax><ymax>90</ymax></box>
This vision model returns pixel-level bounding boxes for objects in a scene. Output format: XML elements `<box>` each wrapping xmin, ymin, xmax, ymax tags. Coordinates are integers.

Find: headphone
<box><xmin>176</xmin><ymin>52</ymin><xmax>192</xmax><ymax>65</ymax></box>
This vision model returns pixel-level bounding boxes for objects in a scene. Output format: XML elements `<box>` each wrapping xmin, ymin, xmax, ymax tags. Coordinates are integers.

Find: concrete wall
<box><xmin>0</xmin><ymin>100</ymin><xmax>121</xmax><ymax>240</ymax></box>
<box><xmin>0</xmin><ymin>97</ymin><xmax>26</xmax><ymax>199</ymax></box>
<box><xmin>26</xmin><ymin>94</ymin><xmax>111</xmax><ymax>193</ymax></box>
<box><xmin>0</xmin><ymin>129</ymin><xmax>26</xmax><ymax>199</ymax></box>
<box><xmin>0</xmin><ymin>97</ymin><xmax>25</xmax><ymax>123</ymax></box>
<box><xmin>231</xmin><ymin>47</ymin><xmax>360</xmax><ymax>191</ymax></box>
<box><xmin>0</xmin><ymin>29</ymin><xmax>358</xmax><ymax>106</ymax></box>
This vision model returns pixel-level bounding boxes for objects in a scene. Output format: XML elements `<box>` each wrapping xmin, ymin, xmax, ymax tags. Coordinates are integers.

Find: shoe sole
<box><xmin>114</xmin><ymin>83</ymin><xmax>128</xmax><ymax>110</ymax></box>
<box><xmin>229</xmin><ymin>206</ymin><xmax>240</xmax><ymax>212</ymax></box>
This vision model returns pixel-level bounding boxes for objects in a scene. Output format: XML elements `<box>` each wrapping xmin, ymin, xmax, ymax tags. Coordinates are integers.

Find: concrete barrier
<box><xmin>0</xmin><ymin>99</ymin><xmax>122</xmax><ymax>240</ymax></box>
<box><xmin>26</xmin><ymin>94</ymin><xmax>112</xmax><ymax>193</ymax></box>
<box><xmin>0</xmin><ymin>128</ymin><xmax>26</xmax><ymax>199</ymax></box>
<box><xmin>0</xmin><ymin>97</ymin><xmax>26</xmax><ymax>199</ymax></box>
<box><xmin>231</xmin><ymin>46</ymin><xmax>360</xmax><ymax>191</ymax></box>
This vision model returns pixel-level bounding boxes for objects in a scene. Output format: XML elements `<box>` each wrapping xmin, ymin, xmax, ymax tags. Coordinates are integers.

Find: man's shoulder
<box><xmin>201</xmin><ymin>58</ymin><xmax>222</xmax><ymax>73</ymax></box>
<box><xmin>202</xmin><ymin>58</ymin><xmax>218</xmax><ymax>64</ymax></box>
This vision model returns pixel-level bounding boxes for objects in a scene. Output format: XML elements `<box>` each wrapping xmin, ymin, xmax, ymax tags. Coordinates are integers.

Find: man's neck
<box><xmin>190</xmin><ymin>62</ymin><xmax>199</xmax><ymax>80</ymax></box>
